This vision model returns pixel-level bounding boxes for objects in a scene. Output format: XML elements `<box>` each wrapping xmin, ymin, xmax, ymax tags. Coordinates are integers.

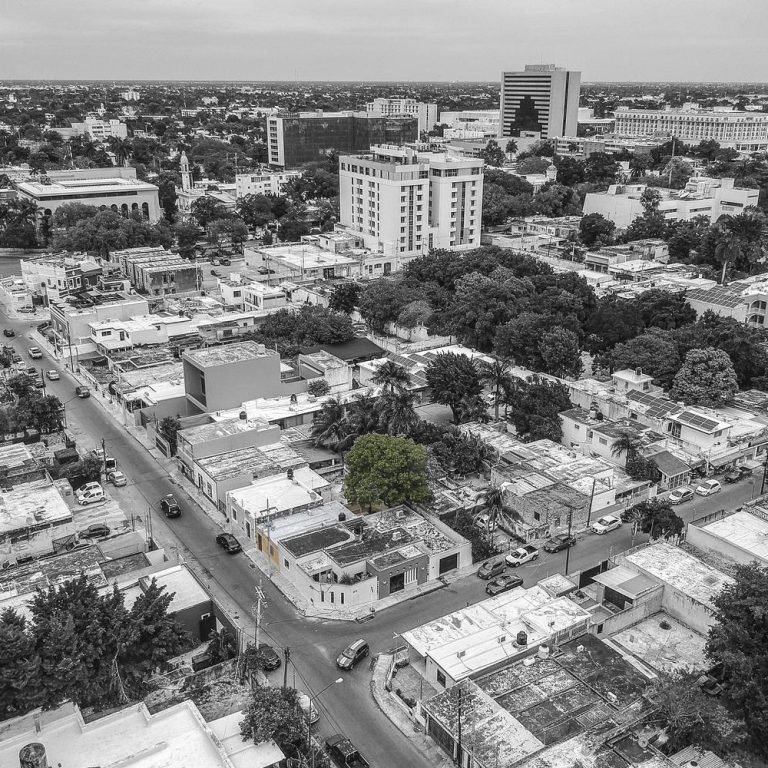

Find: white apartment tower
<box><xmin>365</xmin><ymin>98</ymin><xmax>439</xmax><ymax>134</ymax></box>
<box><xmin>339</xmin><ymin>145</ymin><xmax>483</xmax><ymax>257</ymax></box>
<box><xmin>500</xmin><ymin>64</ymin><xmax>581</xmax><ymax>140</ymax></box>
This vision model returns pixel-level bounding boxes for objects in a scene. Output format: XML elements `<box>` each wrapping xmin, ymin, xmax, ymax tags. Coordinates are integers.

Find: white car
<box><xmin>474</xmin><ymin>514</ymin><xmax>497</xmax><ymax>532</ymax></box>
<box><xmin>591</xmin><ymin>515</ymin><xmax>622</xmax><ymax>535</ymax></box>
<box><xmin>696</xmin><ymin>479</ymin><xmax>722</xmax><ymax>497</ymax></box>
<box><xmin>77</xmin><ymin>487</ymin><xmax>105</xmax><ymax>506</ymax></box>
<box><xmin>75</xmin><ymin>481</ymin><xmax>102</xmax><ymax>496</ymax></box>
<box><xmin>505</xmin><ymin>545</ymin><xmax>539</xmax><ymax>567</ymax></box>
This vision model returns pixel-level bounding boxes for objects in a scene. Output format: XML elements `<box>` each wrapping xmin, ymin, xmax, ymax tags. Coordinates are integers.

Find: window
<box><xmin>436</xmin><ymin>670</ymin><xmax>446</xmax><ymax>687</ymax></box>
<box><xmin>533</xmin><ymin>512</ymin><xmax>540</xmax><ymax>521</ymax></box>
<box><xmin>284</xmin><ymin>558</ymin><xmax>290</xmax><ymax>568</ymax></box>
<box><xmin>599</xmin><ymin>437</ymin><xmax>608</xmax><ymax>446</ymax></box>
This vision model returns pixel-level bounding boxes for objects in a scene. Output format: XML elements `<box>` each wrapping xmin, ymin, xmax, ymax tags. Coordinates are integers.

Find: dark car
<box><xmin>75</xmin><ymin>385</ymin><xmax>91</xmax><ymax>398</ymax></box>
<box><xmin>477</xmin><ymin>558</ymin><xmax>506</xmax><ymax>580</ymax></box>
<box><xmin>80</xmin><ymin>523</ymin><xmax>110</xmax><ymax>539</ymax></box>
<box><xmin>160</xmin><ymin>494</ymin><xmax>182</xmax><ymax>518</ymax></box>
<box><xmin>255</xmin><ymin>643</ymin><xmax>281</xmax><ymax>670</ymax></box>
<box><xmin>210</xmin><ymin>269</ymin><xmax>221</xmax><ymax>277</ymax></box>
<box><xmin>724</xmin><ymin>466</ymin><xmax>752</xmax><ymax>483</ymax></box>
<box><xmin>543</xmin><ymin>534</ymin><xmax>576</xmax><ymax>553</ymax></box>
<box><xmin>3</xmin><ymin>328</ymin><xmax>15</xmax><ymax>337</ymax></box>
<box><xmin>336</xmin><ymin>639</ymin><xmax>369</xmax><ymax>671</ymax></box>
<box><xmin>325</xmin><ymin>734</ymin><xmax>370</xmax><ymax>768</ymax></box>
<box><xmin>216</xmin><ymin>532</ymin><xmax>242</xmax><ymax>553</ymax></box>
<box><xmin>219</xmin><ymin>257</ymin><xmax>231</xmax><ymax>266</ymax></box>
<box><xmin>486</xmin><ymin>574</ymin><xmax>524</xmax><ymax>596</ymax></box>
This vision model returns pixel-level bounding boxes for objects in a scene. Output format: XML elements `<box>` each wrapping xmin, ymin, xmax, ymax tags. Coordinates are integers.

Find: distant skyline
<box><xmin>2</xmin><ymin>0</ymin><xmax>766</xmax><ymax>83</ymax></box>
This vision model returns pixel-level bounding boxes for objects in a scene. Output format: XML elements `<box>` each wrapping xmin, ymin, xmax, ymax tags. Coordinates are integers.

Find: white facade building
<box><xmin>365</xmin><ymin>98</ymin><xmax>439</xmax><ymax>134</ymax></box>
<box><xmin>614</xmin><ymin>106</ymin><xmax>768</xmax><ymax>152</ymax></box>
<box><xmin>439</xmin><ymin>110</ymin><xmax>501</xmax><ymax>136</ymax></box>
<box><xmin>500</xmin><ymin>64</ymin><xmax>581</xmax><ymax>140</ymax></box>
<box><xmin>69</xmin><ymin>117</ymin><xmax>129</xmax><ymax>140</ymax></box>
<box><xmin>235</xmin><ymin>169</ymin><xmax>301</xmax><ymax>198</ymax></box>
<box><xmin>583</xmin><ymin>177</ymin><xmax>759</xmax><ymax>229</ymax></box>
<box><xmin>339</xmin><ymin>144</ymin><xmax>483</xmax><ymax>257</ymax></box>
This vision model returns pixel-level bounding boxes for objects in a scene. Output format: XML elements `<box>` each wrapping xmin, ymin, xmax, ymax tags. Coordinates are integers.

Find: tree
<box><xmin>504</xmin><ymin>375</ymin><xmax>572</xmax><ymax>442</ymax></box>
<box><xmin>173</xmin><ymin>220</ymin><xmax>201</xmax><ymax>258</ymax></box>
<box><xmin>236</xmin><ymin>193</ymin><xmax>276</xmax><ymax>229</ymax></box>
<box><xmin>484</xmin><ymin>169</ymin><xmax>533</xmax><ymax>197</ymax></box>
<box><xmin>531</xmin><ymin>183</ymin><xmax>581</xmax><ymax>217</ymax></box>
<box><xmin>429</xmin><ymin>428</ymin><xmax>490</xmax><ymax>475</ymax></box>
<box><xmin>371</xmin><ymin>360</ymin><xmax>410</xmax><ymax>394</ymax></box>
<box><xmin>481</xmin><ymin>183</ymin><xmax>516</xmax><ymax>226</ymax></box>
<box><xmin>109</xmin><ymin>136</ymin><xmax>132</xmax><ymax>167</ymax></box>
<box><xmin>425</xmin><ymin>353</ymin><xmax>481</xmax><ymax>424</ymax></box>
<box><xmin>477</xmin><ymin>358</ymin><xmax>511</xmax><ymax>421</ymax></box>
<box><xmin>505</xmin><ymin>139</ymin><xmax>518</xmax><ymax>154</ymax></box>
<box><xmin>311</xmin><ymin>397</ymin><xmax>350</xmax><ymax>451</ymax></box>
<box><xmin>17</xmin><ymin>394</ymin><xmax>63</xmax><ymax>433</ymax></box>
<box><xmin>207</xmin><ymin>217</ymin><xmax>249</xmax><ymax>250</ymax></box>
<box><xmin>624</xmin><ymin>188</ymin><xmax>666</xmax><ymax>241</ymax></box>
<box><xmin>553</xmin><ymin>155</ymin><xmax>586</xmax><ymax>186</ymax></box>
<box><xmin>328</xmin><ymin>282</ymin><xmax>361</xmax><ymax>314</ymax></box>
<box><xmin>345</xmin><ymin>393</ymin><xmax>381</xmax><ymax>441</ymax></box>
<box><xmin>159</xmin><ymin>416</ymin><xmax>181</xmax><ymax>455</ymax></box>
<box><xmin>0</xmin><ymin>609</ymin><xmax>42</xmax><ymax>720</ymax></box>
<box><xmin>610</xmin><ymin>331</ymin><xmax>682</xmax><ymax>389</ymax></box>
<box><xmin>517</xmin><ymin>156</ymin><xmax>551</xmax><ymax>175</ymax></box>
<box><xmin>714</xmin><ymin>229</ymin><xmax>742</xmax><ymax>284</ymax></box>
<box><xmin>671</xmin><ymin>348</ymin><xmax>738</xmax><ymax>406</ymax></box>
<box><xmin>191</xmin><ymin>196</ymin><xmax>229</xmax><ymax>228</ymax></box>
<box><xmin>277</xmin><ymin>214</ymin><xmax>309</xmax><ymax>242</ymax></box>
<box><xmin>636</xmin><ymin>288</ymin><xmax>697</xmax><ymax>330</ymax></box>
<box><xmin>538</xmin><ymin>327</ymin><xmax>582</xmax><ymax>378</ymax></box>
<box><xmin>307</xmin><ymin>378</ymin><xmax>330</xmax><ymax>396</ymax></box>
<box><xmin>583</xmin><ymin>296</ymin><xmax>643</xmax><ymax>354</ymax></box>
<box><xmin>584</xmin><ymin>152</ymin><xmax>621</xmax><ymax>185</ymax></box>
<box><xmin>51</xmin><ymin>202</ymin><xmax>99</xmax><ymax>229</ymax></box>
<box><xmin>456</xmin><ymin>394</ymin><xmax>489</xmax><ymax>424</ymax></box>
<box><xmin>661</xmin><ymin>157</ymin><xmax>694</xmax><ymax>189</ymax></box>
<box><xmin>707</xmin><ymin>563</ymin><xmax>768</xmax><ymax>756</ymax></box>
<box><xmin>623</xmin><ymin>498</ymin><xmax>682</xmax><ymax>538</ymax></box>
<box><xmin>343</xmin><ymin>434</ymin><xmax>430</xmax><ymax>509</ymax></box>
<box><xmin>378</xmin><ymin>389</ymin><xmax>419</xmax><ymax>436</ymax></box>
<box><xmin>579</xmin><ymin>213</ymin><xmax>615</xmax><ymax>248</ymax></box>
<box><xmin>240</xmin><ymin>685</ymin><xmax>305</xmax><ymax>745</ymax></box>
<box><xmin>479</xmin><ymin>139</ymin><xmax>506</xmax><ymax>168</ymax></box>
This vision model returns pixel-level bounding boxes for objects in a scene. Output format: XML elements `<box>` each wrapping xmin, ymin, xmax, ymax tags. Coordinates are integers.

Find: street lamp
<box><xmin>308</xmin><ymin>677</ymin><xmax>343</xmax><ymax>768</ymax></box>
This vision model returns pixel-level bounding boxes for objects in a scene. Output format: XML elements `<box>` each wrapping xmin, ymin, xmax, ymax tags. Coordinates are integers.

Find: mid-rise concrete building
<box><xmin>339</xmin><ymin>144</ymin><xmax>483</xmax><ymax>257</ymax></box>
<box><xmin>365</xmin><ymin>98</ymin><xmax>439</xmax><ymax>134</ymax></box>
<box><xmin>267</xmin><ymin>111</ymin><xmax>418</xmax><ymax>168</ymax></box>
<box><xmin>583</xmin><ymin>177</ymin><xmax>759</xmax><ymax>229</ymax></box>
<box><xmin>499</xmin><ymin>64</ymin><xmax>581</xmax><ymax>140</ymax></box>
<box><xmin>614</xmin><ymin>106</ymin><xmax>768</xmax><ymax>152</ymax></box>
<box><xmin>58</xmin><ymin>116</ymin><xmax>129</xmax><ymax>140</ymax></box>
<box><xmin>114</xmin><ymin>246</ymin><xmax>200</xmax><ymax>296</ymax></box>
<box><xmin>234</xmin><ymin>169</ymin><xmax>301</xmax><ymax>198</ymax></box>
<box><xmin>21</xmin><ymin>252</ymin><xmax>102</xmax><ymax>305</ymax></box>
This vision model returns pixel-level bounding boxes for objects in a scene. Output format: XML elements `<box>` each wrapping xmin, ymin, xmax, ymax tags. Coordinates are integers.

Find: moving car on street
<box><xmin>486</xmin><ymin>573</ymin><xmax>523</xmax><ymax>596</ymax></box>
<box><xmin>543</xmin><ymin>534</ymin><xmax>576</xmax><ymax>552</ymax></box>
<box><xmin>477</xmin><ymin>558</ymin><xmax>506</xmax><ymax>579</ymax></box>
<box><xmin>695</xmin><ymin>479</ymin><xmax>722</xmax><ymax>497</ymax></box>
<box><xmin>28</xmin><ymin>347</ymin><xmax>42</xmax><ymax>359</ymax></box>
<box><xmin>668</xmin><ymin>487</ymin><xmax>694</xmax><ymax>505</ymax></box>
<box><xmin>505</xmin><ymin>544</ymin><xmax>539</xmax><ymax>567</ymax></box>
<box><xmin>216</xmin><ymin>532</ymin><xmax>242</xmax><ymax>553</ymax></box>
<box><xmin>336</xmin><ymin>639</ymin><xmax>369</xmax><ymax>670</ymax></box>
<box><xmin>3</xmin><ymin>328</ymin><xmax>14</xmax><ymax>337</ymax></box>
<box><xmin>46</xmin><ymin>370</ymin><xmax>60</xmax><ymax>381</ymax></box>
<box><xmin>591</xmin><ymin>515</ymin><xmax>622</xmax><ymax>534</ymax></box>
<box><xmin>108</xmin><ymin>470</ymin><xmax>127</xmax><ymax>487</ymax></box>
<box><xmin>325</xmin><ymin>734</ymin><xmax>370</xmax><ymax>768</ymax></box>
<box><xmin>160</xmin><ymin>494</ymin><xmax>182</xmax><ymax>518</ymax></box>
<box><xmin>75</xmin><ymin>385</ymin><xmax>91</xmax><ymax>398</ymax></box>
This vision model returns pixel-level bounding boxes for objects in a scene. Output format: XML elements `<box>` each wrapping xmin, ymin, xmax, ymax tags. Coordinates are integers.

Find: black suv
<box><xmin>336</xmin><ymin>639</ymin><xmax>369</xmax><ymax>670</ymax></box>
<box><xmin>216</xmin><ymin>532</ymin><xmax>242</xmax><ymax>553</ymax></box>
<box><xmin>160</xmin><ymin>494</ymin><xmax>182</xmax><ymax>518</ymax></box>
<box><xmin>255</xmin><ymin>643</ymin><xmax>281</xmax><ymax>670</ymax></box>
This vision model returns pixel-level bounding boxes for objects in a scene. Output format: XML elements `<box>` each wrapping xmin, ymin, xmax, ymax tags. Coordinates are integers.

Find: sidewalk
<box><xmin>371</xmin><ymin>654</ymin><xmax>452</xmax><ymax>768</ymax></box>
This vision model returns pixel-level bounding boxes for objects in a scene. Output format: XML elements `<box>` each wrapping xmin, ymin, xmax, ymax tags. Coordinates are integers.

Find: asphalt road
<box><xmin>1</xmin><ymin>307</ymin><xmax>757</xmax><ymax>768</ymax></box>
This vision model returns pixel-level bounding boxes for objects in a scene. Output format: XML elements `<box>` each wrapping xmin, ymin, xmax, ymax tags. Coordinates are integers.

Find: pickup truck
<box><xmin>505</xmin><ymin>544</ymin><xmax>540</xmax><ymax>567</ymax></box>
<box><xmin>325</xmin><ymin>734</ymin><xmax>370</xmax><ymax>768</ymax></box>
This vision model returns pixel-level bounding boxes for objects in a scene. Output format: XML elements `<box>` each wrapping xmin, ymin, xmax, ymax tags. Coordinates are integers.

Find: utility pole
<box><xmin>565</xmin><ymin>502</ymin><xmax>574</xmax><ymax>575</ymax></box>
<box><xmin>760</xmin><ymin>454</ymin><xmax>768</xmax><ymax>497</ymax></box>
<box><xmin>101</xmin><ymin>438</ymin><xmax>108</xmax><ymax>480</ymax></box>
<box><xmin>283</xmin><ymin>647</ymin><xmax>290</xmax><ymax>689</ymax></box>
<box><xmin>455</xmin><ymin>686</ymin><xmax>463</xmax><ymax>767</ymax></box>
<box><xmin>253</xmin><ymin>582</ymin><xmax>266</xmax><ymax>648</ymax></box>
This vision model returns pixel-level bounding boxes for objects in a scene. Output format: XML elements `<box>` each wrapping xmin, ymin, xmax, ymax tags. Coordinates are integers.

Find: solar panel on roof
<box><xmin>677</xmin><ymin>411</ymin><xmax>720</xmax><ymax>431</ymax></box>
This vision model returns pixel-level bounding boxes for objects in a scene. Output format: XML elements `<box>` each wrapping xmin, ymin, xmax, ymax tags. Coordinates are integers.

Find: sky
<box><xmin>2</xmin><ymin>0</ymin><xmax>767</xmax><ymax>83</ymax></box>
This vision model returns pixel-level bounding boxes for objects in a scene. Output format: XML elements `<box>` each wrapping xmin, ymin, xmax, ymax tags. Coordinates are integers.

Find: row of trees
<box><xmin>0</xmin><ymin>576</ymin><xmax>190</xmax><ymax>719</ymax></box>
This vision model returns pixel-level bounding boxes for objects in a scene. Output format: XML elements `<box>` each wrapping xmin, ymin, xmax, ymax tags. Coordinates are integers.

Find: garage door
<box><xmin>438</xmin><ymin>553</ymin><xmax>458</xmax><ymax>575</ymax></box>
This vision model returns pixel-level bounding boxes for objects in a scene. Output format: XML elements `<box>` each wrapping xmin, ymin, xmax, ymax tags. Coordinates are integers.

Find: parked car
<box><xmin>724</xmin><ymin>466</ymin><xmax>752</xmax><ymax>483</ymax></box>
<box><xmin>75</xmin><ymin>385</ymin><xmax>91</xmax><ymax>398</ymax></box>
<box><xmin>80</xmin><ymin>523</ymin><xmax>110</xmax><ymax>539</ymax></box>
<box><xmin>591</xmin><ymin>515</ymin><xmax>622</xmax><ymax>534</ymax></box>
<box><xmin>325</xmin><ymin>734</ymin><xmax>370</xmax><ymax>768</ymax></box>
<box><xmin>28</xmin><ymin>347</ymin><xmax>42</xmax><ymax>359</ymax></box>
<box><xmin>474</xmin><ymin>513</ymin><xmax>497</xmax><ymax>532</ymax></box>
<box><xmin>210</xmin><ymin>269</ymin><xmax>221</xmax><ymax>277</ymax></box>
<box><xmin>3</xmin><ymin>328</ymin><xmax>15</xmax><ymax>337</ymax></box>
<box><xmin>297</xmin><ymin>691</ymin><xmax>319</xmax><ymax>724</ymax></box>
<box><xmin>486</xmin><ymin>573</ymin><xmax>524</xmax><ymax>596</ymax></box>
<box><xmin>696</xmin><ymin>479</ymin><xmax>722</xmax><ymax>497</ymax></box>
<box><xmin>505</xmin><ymin>544</ymin><xmax>539</xmax><ymax>567</ymax></box>
<box><xmin>254</xmin><ymin>643</ymin><xmax>281</xmax><ymax>671</ymax></box>
<box><xmin>160</xmin><ymin>494</ymin><xmax>181</xmax><ymax>518</ymax></box>
<box><xmin>336</xmin><ymin>639</ymin><xmax>369</xmax><ymax>670</ymax></box>
<box><xmin>76</xmin><ymin>481</ymin><xmax>102</xmax><ymax>495</ymax></box>
<box><xmin>108</xmin><ymin>470</ymin><xmax>127</xmax><ymax>487</ymax></box>
<box><xmin>46</xmin><ymin>370</ymin><xmax>60</xmax><ymax>381</ymax></box>
<box><xmin>477</xmin><ymin>558</ymin><xmax>506</xmax><ymax>580</ymax></box>
<box><xmin>543</xmin><ymin>534</ymin><xmax>576</xmax><ymax>553</ymax></box>
<box><xmin>77</xmin><ymin>486</ymin><xmax>105</xmax><ymax>506</ymax></box>
<box><xmin>216</xmin><ymin>532</ymin><xmax>242</xmax><ymax>553</ymax></box>
<box><xmin>33</xmin><ymin>376</ymin><xmax>45</xmax><ymax>389</ymax></box>
<box><xmin>668</xmin><ymin>487</ymin><xmax>695</xmax><ymax>505</ymax></box>
<box><xmin>219</xmin><ymin>257</ymin><xmax>231</xmax><ymax>266</ymax></box>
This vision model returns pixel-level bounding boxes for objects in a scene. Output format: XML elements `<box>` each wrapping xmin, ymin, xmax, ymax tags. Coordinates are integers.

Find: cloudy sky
<box><xmin>2</xmin><ymin>0</ymin><xmax>765</xmax><ymax>82</ymax></box>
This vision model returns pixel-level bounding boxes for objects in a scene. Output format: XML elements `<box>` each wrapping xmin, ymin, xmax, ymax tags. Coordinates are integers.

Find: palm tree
<box><xmin>477</xmin><ymin>359</ymin><xmax>511</xmax><ymax>421</ymax></box>
<box><xmin>378</xmin><ymin>390</ymin><xmax>419</xmax><ymax>436</ymax></box>
<box><xmin>476</xmin><ymin>486</ymin><xmax>506</xmax><ymax>533</ymax></box>
<box><xmin>109</xmin><ymin>136</ymin><xmax>133</xmax><ymax>167</ymax></box>
<box><xmin>611</xmin><ymin>430</ymin><xmax>640</xmax><ymax>463</ymax></box>
<box><xmin>505</xmin><ymin>139</ymin><xmax>518</xmax><ymax>155</ymax></box>
<box><xmin>81</xmin><ymin>139</ymin><xmax>98</xmax><ymax>160</ymax></box>
<box><xmin>714</xmin><ymin>229</ymin><xmax>742</xmax><ymax>285</ymax></box>
<box><xmin>310</xmin><ymin>397</ymin><xmax>349</xmax><ymax>451</ymax></box>
<box><xmin>457</xmin><ymin>394</ymin><xmax>490</xmax><ymax>425</ymax></box>
<box><xmin>371</xmin><ymin>360</ymin><xmax>411</xmax><ymax>394</ymax></box>
<box><xmin>346</xmin><ymin>393</ymin><xmax>381</xmax><ymax>439</ymax></box>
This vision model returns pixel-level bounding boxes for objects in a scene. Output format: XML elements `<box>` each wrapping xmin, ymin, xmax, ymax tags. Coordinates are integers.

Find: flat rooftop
<box><xmin>623</xmin><ymin>542</ymin><xmax>732</xmax><ymax>608</ymax></box>
<box><xmin>180</xmin><ymin>414</ymin><xmax>273</xmax><ymax>445</ymax></box>
<box><xmin>184</xmin><ymin>340</ymin><xmax>276</xmax><ymax>368</ymax></box>
<box><xmin>227</xmin><ymin>471</ymin><xmax>323</xmax><ymax>517</ymax></box>
<box><xmin>17</xmin><ymin>177</ymin><xmax>158</xmax><ymax>197</ymax></box>
<box><xmin>698</xmin><ymin>509</ymin><xmax>768</xmax><ymax>562</ymax></box>
<box><xmin>196</xmin><ymin>445</ymin><xmax>278</xmax><ymax>482</ymax></box>
<box><xmin>282</xmin><ymin>523</ymin><xmax>354</xmax><ymax>558</ymax></box>
<box><xmin>0</xmin><ymin>479</ymin><xmax>71</xmax><ymax>535</ymax></box>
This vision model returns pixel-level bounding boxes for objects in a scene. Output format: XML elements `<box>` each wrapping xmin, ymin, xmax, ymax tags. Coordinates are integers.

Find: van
<box><xmin>91</xmin><ymin>448</ymin><xmax>117</xmax><ymax>472</ymax></box>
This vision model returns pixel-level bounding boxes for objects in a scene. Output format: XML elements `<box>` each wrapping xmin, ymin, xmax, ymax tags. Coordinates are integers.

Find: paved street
<box><xmin>0</xmin><ymin>306</ymin><xmax>757</xmax><ymax>768</ymax></box>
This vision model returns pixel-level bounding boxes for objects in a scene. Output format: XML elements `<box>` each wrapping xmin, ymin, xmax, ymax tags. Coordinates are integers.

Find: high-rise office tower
<box><xmin>499</xmin><ymin>64</ymin><xmax>581</xmax><ymax>140</ymax></box>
